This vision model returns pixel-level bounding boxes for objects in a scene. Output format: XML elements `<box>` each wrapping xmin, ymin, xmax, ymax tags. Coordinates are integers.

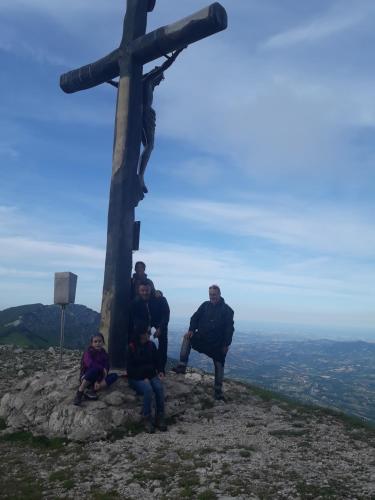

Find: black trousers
<box><xmin>156</xmin><ymin>328</ymin><xmax>168</xmax><ymax>373</ymax></box>
<box><xmin>180</xmin><ymin>335</ymin><xmax>225</xmax><ymax>392</ymax></box>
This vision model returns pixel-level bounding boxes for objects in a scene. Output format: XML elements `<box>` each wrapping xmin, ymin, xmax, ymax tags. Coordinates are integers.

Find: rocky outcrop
<box><xmin>0</xmin><ymin>363</ymin><xmax>203</xmax><ymax>442</ymax></box>
<box><xmin>0</xmin><ymin>346</ymin><xmax>374</xmax><ymax>499</ymax></box>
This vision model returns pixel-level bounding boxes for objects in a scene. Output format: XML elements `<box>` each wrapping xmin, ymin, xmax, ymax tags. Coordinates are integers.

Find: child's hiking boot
<box><xmin>155</xmin><ymin>414</ymin><xmax>168</xmax><ymax>432</ymax></box>
<box><xmin>84</xmin><ymin>388</ymin><xmax>98</xmax><ymax>401</ymax></box>
<box><xmin>73</xmin><ymin>390</ymin><xmax>83</xmax><ymax>406</ymax></box>
<box><xmin>143</xmin><ymin>416</ymin><xmax>155</xmax><ymax>434</ymax></box>
<box><xmin>172</xmin><ymin>364</ymin><xmax>186</xmax><ymax>375</ymax></box>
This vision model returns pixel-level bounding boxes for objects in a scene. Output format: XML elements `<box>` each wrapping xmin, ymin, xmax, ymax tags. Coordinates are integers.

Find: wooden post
<box><xmin>100</xmin><ymin>0</ymin><xmax>149</xmax><ymax>368</ymax></box>
<box><xmin>60</xmin><ymin>1</ymin><xmax>228</xmax><ymax>368</ymax></box>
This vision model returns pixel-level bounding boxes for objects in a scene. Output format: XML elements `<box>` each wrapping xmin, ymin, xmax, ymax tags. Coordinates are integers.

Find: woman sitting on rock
<box><xmin>127</xmin><ymin>322</ymin><xmax>167</xmax><ymax>433</ymax></box>
<box><xmin>73</xmin><ymin>333</ymin><xmax>118</xmax><ymax>406</ymax></box>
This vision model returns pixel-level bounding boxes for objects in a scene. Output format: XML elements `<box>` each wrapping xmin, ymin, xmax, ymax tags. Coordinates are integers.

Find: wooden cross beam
<box><xmin>60</xmin><ymin>0</ymin><xmax>227</xmax><ymax>368</ymax></box>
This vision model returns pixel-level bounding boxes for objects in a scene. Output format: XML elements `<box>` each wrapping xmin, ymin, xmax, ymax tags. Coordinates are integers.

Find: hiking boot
<box><xmin>155</xmin><ymin>414</ymin><xmax>168</xmax><ymax>432</ymax></box>
<box><xmin>172</xmin><ymin>364</ymin><xmax>186</xmax><ymax>375</ymax></box>
<box><xmin>73</xmin><ymin>390</ymin><xmax>83</xmax><ymax>406</ymax></box>
<box><xmin>214</xmin><ymin>390</ymin><xmax>226</xmax><ymax>402</ymax></box>
<box><xmin>143</xmin><ymin>416</ymin><xmax>155</xmax><ymax>434</ymax></box>
<box><xmin>84</xmin><ymin>388</ymin><xmax>98</xmax><ymax>401</ymax></box>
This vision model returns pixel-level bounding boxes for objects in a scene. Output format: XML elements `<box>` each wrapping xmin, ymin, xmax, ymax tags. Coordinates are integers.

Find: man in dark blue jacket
<box><xmin>173</xmin><ymin>285</ymin><xmax>234</xmax><ymax>400</ymax></box>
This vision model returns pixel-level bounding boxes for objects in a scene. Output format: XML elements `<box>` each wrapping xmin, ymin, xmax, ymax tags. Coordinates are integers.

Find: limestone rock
<box><xmin>0</xmin><ymin>346</ymin><xmax>374</xmax><ymax>500</ymax></box>
<box><xmin>0</xmin><ymin>354</ymin><xmax>228</xmax><ymax>441</ymax></box>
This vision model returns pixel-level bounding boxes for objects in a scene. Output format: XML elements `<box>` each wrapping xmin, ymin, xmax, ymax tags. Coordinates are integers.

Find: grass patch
<box><xmin>62</xmin><ymin>479</ymin><xmax>75</xmax><ymax>490</ymax></box>
<box><xmin>180</xmin><ymin>486</ymin><xmax>195</xmax><ymax>498</ymax></box>
<box><xmin>132</xmin><ymin>460</ymin><xmax>182</xmax><ymax>486</ymax></box>
<box><xmin>199</xmin><ymin>397</ymin><xmax>215</xmax><ymax>410</ymax></box>
<box><xmin>1</xmin><ymin>476</ymin><xmax>43</xmax><ymax>500</ymax></box>
<box><xmin>49</xmin><ymin>468</ymin><xmax>72</xmax><ymax>482</ymax></box>
<box><xmin>221</xmin><ymin>462</ymin><xmax>231</xmax><ymax>474</ymax></box>
<box><xmin>227</xmin><ymin>477</ymin><xmax>249</xmax><ymax>496</ymax></box>
<box><xmin>197</xmin><ymin>490</ymin><xmax>218</xmax><ymax>500</ymax></box>
<box><xmin>0</xmin><ymin>431</ymin><xmax>67</xmax><ymax>449</ymax></box>
<box><xmin>165</xmin><ymin>414</ymin><xmax>178</xmax><ymax>426</ymax></box>
<box><xmin>134</xmin><ymin>468</ymin><xmax>168</xmax><ymax>482</ymax></box>
<box><xmin>298</xmin><ymin>440</ymin><xmax>311</xmax><ymax>449</ymax></box>
<box><xmin>177</xmin><ymin>449</ymin><xmax>194</xmax><ymax>460</ymax></box>
<box><xmin>269</xmin><ymin>429</ymin><xmax>305</xmax><ymax>438</ymax></box>
<box><xmin>178</xmin><ymin>472</ymin><xmax>200</xmax><ymax>489</ymax></box>
<box><xmin>296</xmin><ymin>481</ymin><xmax>339</xmax><ymax>498</ymax></box>
<box><xmin>91</xmin><ymin>490</ymin><xmax>120</xmax><ymax>500</ymax></box>
<box><xmin>239</xmin><ymin>449</ymin><xmax>252</xmax><ymax>458</ymax></box>
<box><xmin>109</xmin><ymin>420</ymin><xmax>144</xmax><ymax>439</ymax></box>
<box><xmin>231</xmin><ymin>377</ymin><xmax>375</xmax><ymax>435</ymax></box>
<box><xmin>245</xmin><ymin>422</ymin><xmax>257</xmax><ymax>428</ymax></box>
<box><xmin>199</xmin><ymin>446</ymin><xmax>215</xmax><ymax>455</ymax></box>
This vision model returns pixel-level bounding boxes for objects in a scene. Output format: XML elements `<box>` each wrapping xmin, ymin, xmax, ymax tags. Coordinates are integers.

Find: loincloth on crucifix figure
<box><xmin>138</xmin><ymin>47</ymin><xmax>184</xmax><ymax>193</ymax></box>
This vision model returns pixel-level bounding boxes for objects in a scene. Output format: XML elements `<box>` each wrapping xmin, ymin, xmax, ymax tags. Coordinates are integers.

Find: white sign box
<box><xmin>54</xmin><ymin>272</ymin><xmax>78</xmax><ymax>305</ymax></box>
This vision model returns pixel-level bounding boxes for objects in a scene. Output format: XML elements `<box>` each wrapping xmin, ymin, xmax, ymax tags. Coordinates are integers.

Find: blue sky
<box><xmin>0</xmin><ymin>0</ymin><xmax>374</xmax><ymax>332</ymax></box>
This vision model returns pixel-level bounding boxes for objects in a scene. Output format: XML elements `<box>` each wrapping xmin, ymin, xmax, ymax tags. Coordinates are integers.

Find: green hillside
<box><xmin>0</xmin><ymin>303</ymin><xmax>100</xmax><ymax>349</ymax></box>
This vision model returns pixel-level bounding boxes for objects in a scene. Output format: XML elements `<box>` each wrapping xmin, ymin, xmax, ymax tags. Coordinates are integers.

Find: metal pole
<box><xmin>59</xmin><ymin>304</ymin><xmax>66</xmax><ymax>368</ymax></box>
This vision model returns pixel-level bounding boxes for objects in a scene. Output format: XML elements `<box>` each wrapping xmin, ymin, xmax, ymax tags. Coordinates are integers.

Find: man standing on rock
<box><xmin>173</xmin><ymin>285</ymin><xmax>234</xmax><ymax>400</ymax></box>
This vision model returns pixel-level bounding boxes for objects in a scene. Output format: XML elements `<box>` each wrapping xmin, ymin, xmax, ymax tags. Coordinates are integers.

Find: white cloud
<box><xmin>133</xmin><ymin>240</ymin><xmax>375</xmax><ymax>330</ymax></box>
<box><xmin>0</xmin><ymin>225</ymin><xmax>373</xmax><ymax>327</ymax></box>
<box><xmin>0</xmin><ymin>0</ymin><xmax>121</xmax><ymax>21</ymax></box>
<box><xmin>150</xmin><ymin>197</ymin><xmax>375</xmax><ymax>259</ymax></box>
<box><xmin>153</xmin><ymin>40</ymin><xmax>369</xmax><ymax>178</ymax></box>
<box><xmin>0</xmin><ymin>237</ymin><xmax>104</xmax><ymax>270</ymax></box>
<box><xmin>138</xmin><ymin>240</ymin><xmax>372</xmax><ymax>295</ymax></box>
<box><xmin>0</xmin><ymin>267</ymin><xmax>49</xmax><ymax>279</ymax></box>
<box><xmin>262</xmin><ymin>6</ymin><xmax>365</xmax><ymax>49</ymax></box>
<box><xmin>2</xmin><ymin>0</ymin><xmax>374</xmax><ymax>179</ymax></box>
<box><xmin>163</xmin><ymin>156</ymin><xmax>222</xmax><ymax>186</ymax></box>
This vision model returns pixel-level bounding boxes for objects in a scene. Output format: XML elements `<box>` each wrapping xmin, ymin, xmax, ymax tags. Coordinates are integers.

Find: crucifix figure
<box><xmin>138</xmin><ymin>48</ymin><xmax>184</xmax><ymax>194</ymax></box>
<box><xmin>60</xmin><ymin>0</ymin><xmax>227</xmax><ymax>368</ymax></box>
<box><xmin>109</xmin><ymin>48</ymin><xmax>185</xmax><ymax>194</ymax></box>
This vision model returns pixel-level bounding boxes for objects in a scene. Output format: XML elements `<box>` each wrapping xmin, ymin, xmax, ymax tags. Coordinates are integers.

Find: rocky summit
<box><xmin>0</xmin><ymin>345</ymin><xmax>374</xmax><ymax>499</ymax></box>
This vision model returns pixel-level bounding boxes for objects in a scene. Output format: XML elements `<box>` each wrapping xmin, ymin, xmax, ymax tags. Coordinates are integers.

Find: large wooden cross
<box><xmin>60</xmin><ymin>0</ymin><xmax>227</xmax><ymax>368</ymax></box>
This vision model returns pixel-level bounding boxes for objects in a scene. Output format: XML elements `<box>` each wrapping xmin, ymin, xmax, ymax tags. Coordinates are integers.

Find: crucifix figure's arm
<box><xmin>107</xmin><ymin>48</ymin><xmax>184</xmax><ymax>90</ymax></box>
<box><xmin>143</xmin><ymin>48</ymin><xmax>184</xmax><ymax>87</ymax></box>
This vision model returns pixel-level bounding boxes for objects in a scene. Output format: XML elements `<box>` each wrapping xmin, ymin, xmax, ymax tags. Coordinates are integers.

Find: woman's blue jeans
<box><xmin>128</xmin><ymin>376</ymin><xmax>165</xmax><ymax>417</ymax></box>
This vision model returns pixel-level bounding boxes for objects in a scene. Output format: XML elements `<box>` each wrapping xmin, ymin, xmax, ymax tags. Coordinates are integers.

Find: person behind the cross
<box><xmin>127</xmin><ymin>322</ymin><xmax>167</xmax><ymax>433</ymax></box>
<box><xmin>152</xmin><ymin>290</ymin><xmax>170</xmax><ymax>373</ymax></box>
<box><xmin>73</xmin><ymin>333</ymin><xmax>118</xmax><ymax>406</ymax></box>
<box><xmin>173</xmin><ymin>285</ymin><xmax>234</xmax><ymax>401</ymax></box>
<box><xmin>131</xmin><ymin>261</ymin><xmax>155</xmax><ymax>299</ymax></box>
<box><xmin>130</xmin><ymin>282</ymin><xmax>170</xmax><ymax>373</ymax></box>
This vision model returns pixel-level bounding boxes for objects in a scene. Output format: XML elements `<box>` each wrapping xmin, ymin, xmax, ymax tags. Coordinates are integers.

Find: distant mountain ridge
<box><xmin>0</xmin><ymin>303</ymin><xmax>100</xmax><ymax>349</ymax></box>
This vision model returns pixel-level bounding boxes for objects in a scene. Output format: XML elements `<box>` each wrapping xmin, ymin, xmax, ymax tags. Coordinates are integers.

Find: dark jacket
<box><xmin>80</xmin><ymin>347</ymin><xmax>110</xmax><ymax>380</ymax></box>
<box><xmin>130</xmin><ymin>295</ymin><xmax>170</xmax><ymax>337</ymax></box>
<box><xmin>189</xmin><ymin>298</ymin><xmax>234</xmax><ymax>359</ymax></box>
<box><xmin>130</xmin><ymin>273</ymin><xmax>155</xmax><ymax>299</ymax></box>
<box><xmin>127</xmin><ymin>340</ymin><xmax>162</xmax><ymax>380</ymax></box>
